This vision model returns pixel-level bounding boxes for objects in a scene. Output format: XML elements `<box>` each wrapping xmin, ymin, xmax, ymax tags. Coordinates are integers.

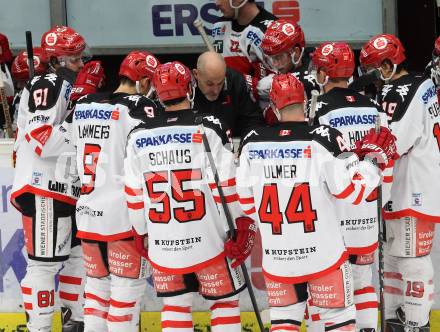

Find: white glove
<box><xmin>256</xmin><ymin>74</ymin><xmax>274</xmax><ymax>101</ymax></box>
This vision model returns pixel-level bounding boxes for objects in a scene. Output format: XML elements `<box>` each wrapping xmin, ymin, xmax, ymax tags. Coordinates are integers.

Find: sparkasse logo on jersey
<box><xmin>74</xmin><ymin>108</ymin><xmax>120</xmax><ymax>121</ymax></box>
<box><xmin>135</xmin><ymin>131</ymin><xmax>202</xmax><ymax>148</ymax></box>
<box><xmin>329</xmin><ymin>114</ymin><xmax>376</xmax><ymax>128</ymax></box>
<box><xmin>249</xmin><ymin>145</ymin><xmax>311</xmax><ymax>159</ymax></box>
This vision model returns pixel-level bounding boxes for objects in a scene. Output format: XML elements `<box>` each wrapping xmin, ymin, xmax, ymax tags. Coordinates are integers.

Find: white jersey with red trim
<box><xmin>71</xmin><ymin>92</ymin><xmax>157</xmax><ymax>241</ymax></box>
<box><xmin>212</xmin><ymin>6</ymin><xmax>276</xmax><ymax>77</ymax></box>
<box><xmin>312</xmin><ymin>87</ymin><xmax>390</xmax><ymax>254</ymax></box>
<box><xmin>124</xmin><ymin>110</ymin><xmax>242</xmax><ymax>274</ymax></box>
<box><xmin>379</xmin><ymin>74</ymin><xmax>440</xmax><ymax>222</ymax></box>
<box><xmin>236</xmin><ymin>123</ymin><xmax>381</xmax><ymax>283</ymax></box>
<box><xmin>11</xmin><ymin>72</ymin><xmax>80</xmax><ymax>208</ymax></box>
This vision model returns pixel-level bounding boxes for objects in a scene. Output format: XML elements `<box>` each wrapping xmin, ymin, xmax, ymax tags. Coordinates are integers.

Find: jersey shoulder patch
<box><xmin>380</xmin><ymin>74</ymin><xmax>427</xmax><ymax>122</ymax></box>
<box><xmin>28</xmin><ymin>73</ymin><xmax>67</xmax><ymax>112</ymax></box>
<box><xmin>201</xmin><ymin>114</ymin><xmax>231</xmax><ymax>146</ymax></box>
<box><xmin>310</xmin><ymin>125</ymin><xmax>347</xmax><ymax>155</ymax></box>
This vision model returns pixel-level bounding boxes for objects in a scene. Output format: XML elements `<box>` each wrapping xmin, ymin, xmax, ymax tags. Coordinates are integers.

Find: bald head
<box><xmin>194</xmin><ymin>52</ymin><xmax>227</xmax><ymax>101</ymax></box>
<box><xmin>197</xmin><ymin>51</ymin><xmax>226</xmax><ymax>75</ymax></box>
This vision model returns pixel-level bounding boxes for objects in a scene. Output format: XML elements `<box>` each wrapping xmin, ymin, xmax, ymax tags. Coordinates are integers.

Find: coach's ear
<box><xmin>192</xmin><ymin>68</ymin><xmax>199</xmax><ymax>81</ymax></box>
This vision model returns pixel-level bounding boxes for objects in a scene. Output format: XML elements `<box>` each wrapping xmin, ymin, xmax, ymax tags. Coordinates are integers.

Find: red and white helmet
<box><xmin>11</xmin><ymin>48</ymin><xmax>48</xmax><ymax>81</ymax></box>
<box><xmin>119</xmin><ymin>51</ymin><xmax>160</xmax><ymax>82</ymax></box>
<box><xmin>0</xmin><ymin>33</ymin><xmax>13</xmax><ymax>64</ymax></box>
<box><xmin>359</xmin><ymin>34</ymin><xmax>406</xmax><ymax>68</ymax></box>
<box><xmin>261</xmin><ymin>19</ymin><xmax>305</xmax><ymax>67</ymax></box>
<box><xmin>41</xmin><ymin>26</ymin><xmax>86</xmax><ymax>58</ymax></box>
<box><xmin>262</xmin><ymin>19</ymin><xmax>305</xmax><ymax>56</ymax></box>
<box><xmin>270</xmin><ymin>73</ymin><xmax>305</xmax><ymax>111</ymax></box>
<box><xmin>153</xmin><ymin>61</ymin><xmax>193</xmax><ymax>103</ymax></box>
<box><xmin>311</xmin><ymin>42</ymin><xmax>355</xmax><ymax>79</ymax></box>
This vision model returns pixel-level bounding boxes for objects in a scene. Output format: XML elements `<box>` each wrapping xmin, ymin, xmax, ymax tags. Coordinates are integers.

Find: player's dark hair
<box><xmin>119</xmin><ymin>76</ymin><xmax>136</xmax><ymax>87</ymax></box>
<box><xmin>382</xmin><ymin>59</ymin><xmax>408</xmax><ymax>74</ymax></box>
<box><xmin>328</xmin><ymin>77</ymin><xmax>349</xmax><ymax>84</ymax></box>
<box><xmin>162</xmin><ymin>96</ymin><xmax>187</xmax><ymax>107</ymax></box>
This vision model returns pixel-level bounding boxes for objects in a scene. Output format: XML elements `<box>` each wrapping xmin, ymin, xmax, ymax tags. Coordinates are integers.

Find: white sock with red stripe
<box><xmin>353</xmin><ymin>286</ymin><xmax>378</xmax><ymax>330</ymax></box>
<box><xmin>270</xmin><ymin>303</ymin><xmax>304</xmax><ymax>332</ymax></box>
<box><xmin>107</xmin><ymin>275</ymin><xmax>146</xmax><ymax>332</ymax></box>
<box><xmin>209</xmin><ymin>296</ymin><xmax>241</xmax><ymax>332</ymax></box>
<box><xmin>384</xmin><ymin>250</ymin><xmax>403</xmax><ymax>320</ymax></box>
<box><xmin>21</xmin><ymin>260</ymin><xmax>61</xmax><ymax>332</ymax></box>
<box><xmin>59</xmin><ymin>246</ymin><xmax>86</xmax><ymax>323</ymax></box>
<box><xmin>352</xmin><ymin>264</ymin><xmax>378</xmax><ymax>330</ymax></box>
<box><xmin>161</xmin><ymin>293</ymin><xmax>194</xmax><ymax>332</ymax></box>
<box><xmin>84</xmin><ymin>276</ymin><xmax>111</xmax><ymax>332</ymax></box>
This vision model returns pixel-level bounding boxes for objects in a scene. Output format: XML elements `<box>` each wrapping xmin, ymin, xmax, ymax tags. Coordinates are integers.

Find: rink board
<box><xmin>1</xmin><ymin>312</ymin><xmax>440</xmax><ymax>331</ymax></box>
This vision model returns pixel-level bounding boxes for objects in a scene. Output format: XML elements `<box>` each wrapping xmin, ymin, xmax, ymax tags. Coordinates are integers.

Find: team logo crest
<box><xmin>22</xmin><ymin>53</ymin><xmax>41</xmax><ymax>68</ymax></box>
<box><xmin>175</xmin><ymin>63</ymin><xmax>186</xmax><ymax>75</ymax></box>
<box><xmin>146</xmin><ymin>55</ymin><xmax>158</xmax><ymax>69</ymax></box>
<box><xmin>45</xmin><ymin>33</ymin><xmax>57</xmax><ymax>46</ymax></box>
<box><xmin>373</xmin><ymin>37</ymin><xmax>388</xmax><ymax>50</ymax></box>
<box><xmin>282</xmin><ymin>23</ymin><xmax>295</xmax><ymax>36</ymax></box>
<box><xmin>321</xmin><ymin>44</ymin><xmax>334</xmax><ymax>56</ymax></box>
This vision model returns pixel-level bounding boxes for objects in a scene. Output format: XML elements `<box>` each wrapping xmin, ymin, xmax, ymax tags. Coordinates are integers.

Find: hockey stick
<box><xmin>308</xmin><ymin>90</ymin><xmax>319</xmax><ymax>126</ymax></box>
<box><xmin>0</xmin><ymin>67</ymin><xmax>13</xmax><ymax>138</ymax></box>
<box><xmin>375</xmin><ymin>116</ymin><xmax>386</xmax><ymax>332</ymax></box>
<box><xmin>193</xmin><ymin>19</ymin><xmax>216</xmax><ymax>52</ymax></box>
<box><xmin>195</xmin><ymin>116</ymin><xmax>265</xmax><ymax>332</ymax></box>
<box><xmin>25</xmin><ymin>31</ymin><xmax>35</xmax><ymax>79</ymax></box>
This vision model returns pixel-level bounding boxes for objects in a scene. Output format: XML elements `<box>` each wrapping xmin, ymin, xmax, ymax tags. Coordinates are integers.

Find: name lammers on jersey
<box><xmin>78</xmin><ymin>124</ymin><xmax>110</xmax><ymax>139</ymax></box>
<box><xmin>148</xmin><ymin>149</ymin><xmax>191</xmax><ymax>166</ymax></box>
<box><xmin>328</xmin><ymin>114</ymin><xmax>376</xmax><ymax>128</ymax></box>
<box><xmin>136</xmin><ymin>132</ymin><xmax>202</xmax><ymax>148</ymax></box>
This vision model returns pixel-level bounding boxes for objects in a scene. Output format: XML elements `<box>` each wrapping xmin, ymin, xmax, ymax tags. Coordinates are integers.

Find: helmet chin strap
<box><xmin>379</xmin><ymin>64</ymin><xmax>397</xmax><ymax>83</ymax></box>
<box><xmin>270</xmin><ymin>101</ymin><xmax>281</xmax><ymax>121</ymax></box>
<box><xmin>290</xmin><ymin>47</ymin><xmax>304</xmax><ymax>67</ymax></box>
<box><xmin>135</xmin><ymin>81</ymin><xmax>141</xmax><ymax>94</ymax></box>
<box><xmin>187</xmin><ymin>84</ymin><xmax>196</xmax><ymax>108</ymax></box>
<box><xmin>312</xmin><ymin>70</ymin><xmax>327</xmax><ymax>94</ymax></box>
<box><xmin>230</xmin><ymin>0</ymin><xmax>248</xmax><ymax>19</ymax></box>
<box><xmin>146</xmin><ymin>85</ymin><xmax>155</xmax><ymax>98</ymax></box>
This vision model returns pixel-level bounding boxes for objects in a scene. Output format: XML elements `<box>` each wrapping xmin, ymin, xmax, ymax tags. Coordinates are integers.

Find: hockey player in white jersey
<box><xmin>125</xmin><ymin>61</ymin><xmax>256</xmax><ymax>331</ymax></box>
<box><xmin>307</xmin><ymin>41</ymin><xmax>394</xmax><ymax>332</ymax></box>
<box><xmin>236</xmin><ymin>73</ymin><xmax>398</xmax><ymax>332</ymax></box>
<box><xmin>259</xmin><ymin>19</ymin><xmax>319</xmax><ymax>124</ymax></box>
<box><xmin>10</xmin><ymin>26</ymin><xmax>104</xmax><ymax>332</ymax></box>
<box><xmin>212</xmin><ymin>0</ymin><xmax>276</xmax><ymax>79</ymax></box>
<box><xmin>360</xmin><ymin>33</ymin><xmax>440</xmax><ymax>331</ymax></box>
<box><xmin>71</xmin><ymin>50</ymin><xmax>159</xmax><ymax>332</ymax></box>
